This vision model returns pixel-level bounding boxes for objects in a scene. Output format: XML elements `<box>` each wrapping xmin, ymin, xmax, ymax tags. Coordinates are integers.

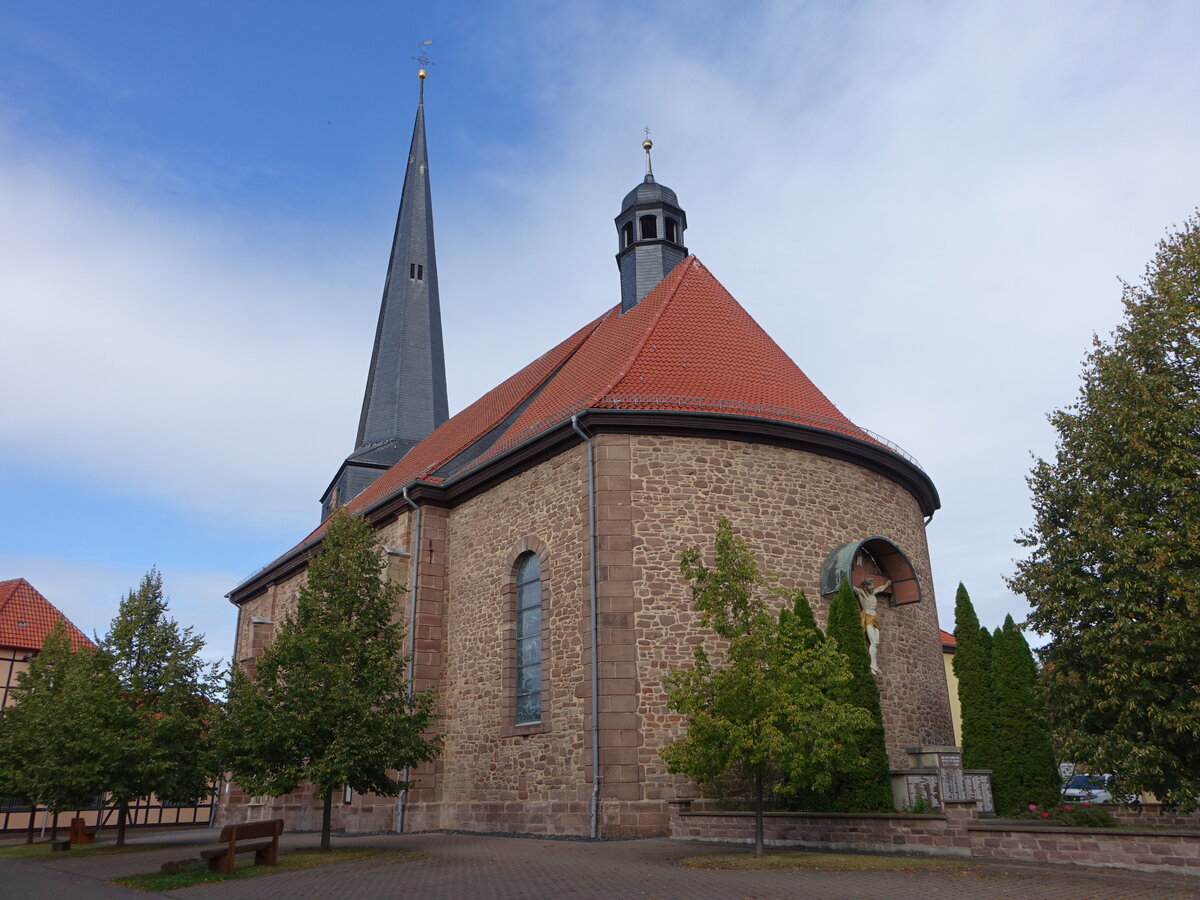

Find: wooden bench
<box><xmin>69</xmin><ymin>817</ymin><xmax>96</xmax><ymax>844</ymax></box>
<box><xmin>199</xmin><ymin>819</ymin><xmax>284</xmax><ymax>874</ymax></box>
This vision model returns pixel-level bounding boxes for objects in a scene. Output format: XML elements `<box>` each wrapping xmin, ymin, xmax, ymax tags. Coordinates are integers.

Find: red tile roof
<box><xmin>941</xmin><ymin>629</ymin><xmax>956</xmax><ymax>649</ymax></box>
<box><xmin>0</xmin><ymin>578</ymin><xmax>94</xmax><ymax>652</ymax></box>
<box><xmin>246</xmin><ymin>256</ymin><xmax>914</xmax><ymax>588</ymax></box>
<box><xmin>344</xmin><ymin>256</ymin><xmax>872</xmax><ymax>512</ymax></box>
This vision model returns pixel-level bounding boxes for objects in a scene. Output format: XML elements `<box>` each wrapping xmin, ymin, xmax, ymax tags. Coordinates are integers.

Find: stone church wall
<box><xmin>401</xmin><ymin>447</ymin><xmax>595</xmax><ymax>835</ymax></box>
<box><xmin>625</xmin><ymin>434</ymin><xmax>954</xmax><ymax>827</ymax></box>
<box><xmin>219</xmin><ymin>431</ymin><xmax>953</xmax><ymax>838</ymax></box>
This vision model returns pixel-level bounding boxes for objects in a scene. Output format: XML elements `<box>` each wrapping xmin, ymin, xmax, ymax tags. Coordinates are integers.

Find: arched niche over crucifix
<box><xmin>819</xmin><ymin>537</ymin><xmax>922</xmax><ymax>606</ymax></box>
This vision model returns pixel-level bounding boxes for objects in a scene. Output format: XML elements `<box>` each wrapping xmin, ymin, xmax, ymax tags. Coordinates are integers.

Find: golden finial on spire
<box><xmin>642</xmin><ymin>127</ymin><xmax>654</xmax><ymax>179</ymax></box>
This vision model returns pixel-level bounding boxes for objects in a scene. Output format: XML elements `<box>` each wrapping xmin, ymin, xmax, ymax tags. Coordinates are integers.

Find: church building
<box><xmin>221</xmin><ymin>71</ymin><xmax>955</xmax><ymax>837</ymax></box>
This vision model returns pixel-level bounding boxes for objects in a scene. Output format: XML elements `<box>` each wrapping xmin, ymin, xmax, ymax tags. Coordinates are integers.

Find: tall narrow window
<box><xmin>515</xmin><ymin>553</ymin><xmax>542</xmax><ymax>724</ymax></box>
<box><xmin>622</xmin><ymin>221</ymin><xmax>634</xmax><ymax>248</ymax></box>
<box><xmin>665</xmin><ymin>217</ymin><xmax>678</xmax><ymax>243</ymax></box>
<box><xmin>639</xmin><ymin>214</ymin><xmax>658</xmax><ymax>240</ymax></box>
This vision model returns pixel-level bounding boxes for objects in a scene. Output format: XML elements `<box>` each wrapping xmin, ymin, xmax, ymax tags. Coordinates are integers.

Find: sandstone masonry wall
<box><xmin>403</xmin><ymin>448</ymin><xmax>593</xmax><ymax>835</ymax></box>
<box><xmin>627</xmin><ymin>433</ymin><xmax>954</xmax><ymax>818</ymax></box>
<box><xmin>221</xmin><ymin>431</ymin><xmax>954</xmax><ymax>838</ymax></box>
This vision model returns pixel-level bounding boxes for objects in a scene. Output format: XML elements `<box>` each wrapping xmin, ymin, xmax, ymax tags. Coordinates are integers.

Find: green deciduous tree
<box><xmin>952</xmin><ymin>584</ymin><xmax>997</xmax><ymax>770</ymax></box>
<box><xmin>0</xmin><ymin>622</ymin><xmax>132</xmax><ymax>841</ymax></box>
<box><xmin>989</xmin><ymin>616</ymin><xmax>1061</xmax><ymax>814</ymax></box>
<box><xmin>217</xmin><ymin>508</ymin><xmax>441</xmax><ymax>850</ymax></box>
<box><xmin>660</xmin><ymin>518</ymin><xmax>873</xmax><ymax>855</ymax></box>
<box><xmin>1010</xmin><ymin>213</ymin><xmax>1200</xmax><ymax>809</ymax></box>
<box><xmin>100</xmin><ymin>568</ymin><xmax>222</xmax><ymax>845</ymax></box>
<box><xmin>819</xmin><ymin>579</ymin><xmax>893</xmax><ymax>811</ymax></box>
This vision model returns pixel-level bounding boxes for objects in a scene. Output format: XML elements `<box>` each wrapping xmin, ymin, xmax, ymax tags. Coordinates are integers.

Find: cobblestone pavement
<box><xmin>3</xmin><ymin>830</ymin><xmax>1198</xmax><ymax>900</ymax></box>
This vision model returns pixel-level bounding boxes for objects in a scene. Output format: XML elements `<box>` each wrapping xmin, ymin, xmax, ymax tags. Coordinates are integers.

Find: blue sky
<box><xmin>3</xmin><ymin>1</ymin><xmax>1199</xmax><ymax>664</ymax></box>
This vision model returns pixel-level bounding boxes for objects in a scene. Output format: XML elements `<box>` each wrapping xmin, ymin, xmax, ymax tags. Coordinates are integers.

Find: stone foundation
<box><xmin>671</xmin><ymin>801</ymin><xmax>1200</xmax><ymax>875</ymax></box>
<box><xmin>403</xmin><ymin>798</ymin><xmax>669</xmax><ymax>837</ymax></box>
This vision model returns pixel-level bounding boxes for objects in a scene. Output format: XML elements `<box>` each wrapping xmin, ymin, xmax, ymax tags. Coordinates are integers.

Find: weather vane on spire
<box><xmin>642</xmin><ymin>126</ymin><xmax>654</xmax><ymax>179</ymax></box>
<box><xmin>412</xmin><ymin>39</ymin><xmax>436</xmax><ymax>69</ymax></box>
<box><xmin>413</xmin><ymin>39</ymin><xmax>435</xmax><ymax>99</ymax></box>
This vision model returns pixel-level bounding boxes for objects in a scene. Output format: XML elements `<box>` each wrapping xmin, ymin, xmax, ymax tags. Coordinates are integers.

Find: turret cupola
<box><xmin>615</xmin><ymin>139</ymin><xmax>688</xmax><ymax>312</ymax></box>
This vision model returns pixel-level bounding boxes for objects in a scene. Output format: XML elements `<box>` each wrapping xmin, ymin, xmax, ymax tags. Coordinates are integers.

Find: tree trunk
<box><xmin>25</xmin><ymin>810</ymin><xmax>35</xmax><ymax>844</ymax></box>
<box><xmin>754</xmin><ymin>770</ymin><xmax>765</xmax><ymax>856</ymax></box>
<box><xmin>49</xmin><ymin>813</ymin><xmax>59</xmax><ymax>842</ymax></box>
<box><xmin>116</xmin><ymin>801</ymin><xmax>128</xmax><ymax>847</ymax></box>
<box><xmin>321</xmin><ymin>787</ymin><xmax>333</xmax><ymax>851</ymax></box>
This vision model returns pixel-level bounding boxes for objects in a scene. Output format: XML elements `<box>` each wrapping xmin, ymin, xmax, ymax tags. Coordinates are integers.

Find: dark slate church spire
<box><xmin>615</xmin><ymin>138</ymin><xmax>688</xmax><ymax>312</ymax></box>
<box><xmin>321</xmin><ymin>69</ymin><xmax>449</xmax><ymax>520</ymax></box>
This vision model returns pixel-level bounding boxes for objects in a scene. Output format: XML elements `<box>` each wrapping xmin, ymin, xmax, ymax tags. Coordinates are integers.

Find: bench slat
<box><xmin>200</xmin><ymin>841</ymin><xmax>274</xmax><ymax>859</ymax></box>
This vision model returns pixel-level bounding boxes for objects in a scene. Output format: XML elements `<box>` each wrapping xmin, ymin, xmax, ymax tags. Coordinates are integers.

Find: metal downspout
<box><xmin>396</xmin><ymin>486</ymin><xmax>422</xmax><ymax>834</ymax></box>
<box><xmin>571</xmin><ymin>415</ymin><xmax>601</xmax><ymax>839</ymax></box>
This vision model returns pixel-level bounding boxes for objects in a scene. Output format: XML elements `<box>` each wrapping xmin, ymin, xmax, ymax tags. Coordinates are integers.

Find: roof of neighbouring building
<box><xmin>0</xmin><ymin>578</ymin><xmax>94</xmax><ymax>652</ymax></box>
<box><xmin>941</xmin><ymin>629</ymin><xmax>956</xmax><ymax>650</ymax></box>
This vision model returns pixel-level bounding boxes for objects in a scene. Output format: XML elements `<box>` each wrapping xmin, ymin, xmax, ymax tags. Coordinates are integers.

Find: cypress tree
<box><xmin>989</xmin><ymin>616</ymin><xmax>1061</xmax><ymax>814</ymax></box>
<box><xmin>781</xmin><ymin>587</ymin><xmax>819</xmax><ymax>636</ymax></box>
<box><xmin>820</xmin><ymin>579</ymin><xmax>893</xmax><ymax>811</ymax></box>
<box><xmin>952</xmin><ymin>584</ymin><xmax>996</xmax><ymax>770</ymax></box>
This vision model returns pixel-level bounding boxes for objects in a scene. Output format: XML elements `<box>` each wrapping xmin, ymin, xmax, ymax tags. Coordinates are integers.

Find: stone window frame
<box><xmin>501</xmin><ymin>536</ymin><xmax>551</xmax><ymax>737</ymax></box>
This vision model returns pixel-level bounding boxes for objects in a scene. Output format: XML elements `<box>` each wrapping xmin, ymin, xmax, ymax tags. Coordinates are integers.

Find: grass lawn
<box><xmin>112</xmin><ymin>847</ymin><xmax>421</xmax><ymax>892</ymax></box>
<box><xmin>678</xmin><ymin>850</ymin><xmax>973</xmax><ymax>871</ymax></box>
<box><xmin>0</xmin><ymin>841</ymin><xmax>171</xmax><ymax>859</ymax></box>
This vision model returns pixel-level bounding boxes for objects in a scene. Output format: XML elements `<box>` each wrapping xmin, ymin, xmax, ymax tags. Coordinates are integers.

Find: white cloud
<box><xmin>0</xmin><ymin>143</ymin><xmax>377</xmax><ymax>530</ymax></box>
<box><xmin>3</xmin><ymin>0</ymin><xmax>1199</xmax><ymax>640</ymax></box>
<box><xmin>436</xmin><ymin>0</ymin><xmax>1200</xmax><ymax>632</ymax></box>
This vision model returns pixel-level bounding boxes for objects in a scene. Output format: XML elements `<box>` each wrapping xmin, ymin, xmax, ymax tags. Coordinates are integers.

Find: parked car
<box><xmin>1062</xmin><ymin>773</ymin><xmax>1114</xmax><ymax>803</ymax></box>
<box><xmin>1062</xmin><ymin>773</ymin><xmax>1139</xmax><ymax>805</ymax></box>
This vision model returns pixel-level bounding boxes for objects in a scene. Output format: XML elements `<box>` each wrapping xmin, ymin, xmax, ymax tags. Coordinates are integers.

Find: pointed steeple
<box><xmin>614</xmin><ymin>138</ymin><xmax>688</xmax><ymax>312</ymax></box>
<box><xmin>321</xmin><ymin>69</ymin><xmax>449</xmax><ymax>520</ymax></box>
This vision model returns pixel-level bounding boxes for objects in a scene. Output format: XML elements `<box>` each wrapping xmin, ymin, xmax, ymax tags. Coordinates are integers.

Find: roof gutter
<box><xmin>229</xmin><ymin>407</ymin><xmax>938</xmax><ymax>605</ymax></box>
<box><xmin>571</xmin><ymin>414</ymin><xmax>602</xmax><ymax>839</ymax></box>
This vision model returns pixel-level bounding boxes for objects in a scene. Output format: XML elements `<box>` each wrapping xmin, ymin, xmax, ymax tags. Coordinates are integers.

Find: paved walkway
<box><xmin>3</xmin><ymin>828</ymin><xmax>1198</xmax><ymax>899</ymax></box>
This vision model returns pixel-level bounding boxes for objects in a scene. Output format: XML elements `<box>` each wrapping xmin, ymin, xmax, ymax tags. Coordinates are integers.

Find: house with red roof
<box><xmin>220</xmin><ymin>74</ymin><xmax>956</xmax><ymax>837</ymax></box>
<box><xmin>940</xmin><ymin>629</ymin><xmax>962</xmax><ymax>745</ymax></box>
<box><xmin>0</xmin><ymin>578</ymin><xmax>93</xmax><ymax>710</ymax></box>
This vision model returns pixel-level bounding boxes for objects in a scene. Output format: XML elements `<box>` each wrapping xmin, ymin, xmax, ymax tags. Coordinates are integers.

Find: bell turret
<box><xmin>614</xmin><ymin>139</ymin><xmax>688</xmax><ymax>313</ymax></box>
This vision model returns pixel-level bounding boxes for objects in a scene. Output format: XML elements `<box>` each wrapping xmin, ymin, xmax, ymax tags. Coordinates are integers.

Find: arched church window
<box><xmin>622</xmin><ymin>222</ymin><xmax>634</xmax><ymax>248</ymax></box>
<box><xmin>665</xmin><ymin>217</ymin><xmax>678</xmax><ymax>243</ymax></box>
<box><xmin>639</xmin><ymin>214</ymin><xmax>658</xmax><ymax>240</ymax></box>
<box><xmin>515</xmin><ymin>552</ymin><xmax>542</xmax><ymax>724</ymax></box>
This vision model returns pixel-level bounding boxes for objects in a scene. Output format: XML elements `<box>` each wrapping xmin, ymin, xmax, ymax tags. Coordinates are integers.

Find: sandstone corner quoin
<box><xmin>218</xmin><ymin>71</ymin><xmax>955</xmax><ymax>838</ymax></box>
